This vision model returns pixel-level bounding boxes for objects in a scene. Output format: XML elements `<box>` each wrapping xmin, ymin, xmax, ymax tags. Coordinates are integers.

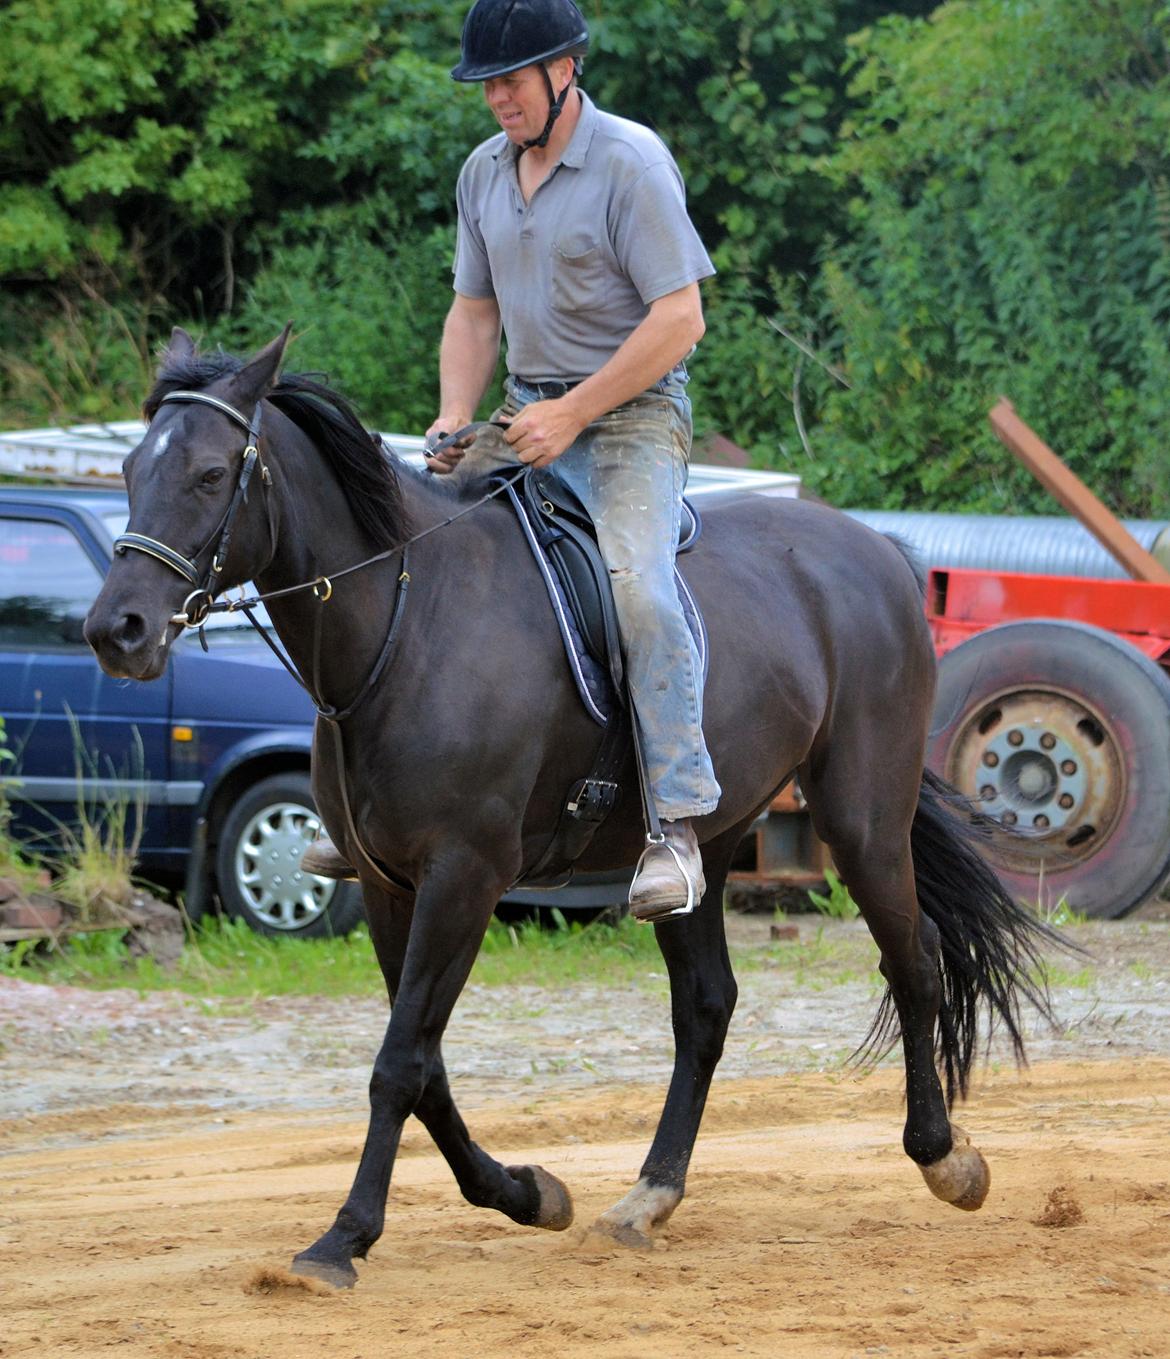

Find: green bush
<box><xmin>798</xmin><ymin>0</ymin><xmax>1170</xmax><ymax>514</ymax></box>
<box><xmin>220</xmin><ymin>212</ymin><xmax>487</xmax><ymax>434</ymax></box>
<box><xmin>4</xmin><ymin>0</ymin><xmax>1165</xmax><ymax>521</ymax></box>
<box><xmin>0</xmin><ymin>288</ymin><xmax>157</xmax><ymax>425</ymax></box>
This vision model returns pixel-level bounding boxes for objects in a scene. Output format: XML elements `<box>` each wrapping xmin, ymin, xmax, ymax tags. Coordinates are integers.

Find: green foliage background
<box><xmin>2</xmin><ymin>0</ymin><xmax>1166</xmax><ymax>514</ymax></box>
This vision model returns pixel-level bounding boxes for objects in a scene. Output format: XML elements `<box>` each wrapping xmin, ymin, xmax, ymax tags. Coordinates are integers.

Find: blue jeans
<box><xmin>493</xmin><ymin>373</ymin><xmax>721</xmax><ymax>821</ymax></box>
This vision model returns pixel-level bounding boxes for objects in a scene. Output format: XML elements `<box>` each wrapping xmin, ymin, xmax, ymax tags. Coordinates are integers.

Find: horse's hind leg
<box><xmin>592</xmin><ymin>826</ymin><xmax>741</xmax><ymax>1247</ymax></box>
<box><xmin>803</xmin><ymin>752</ymin><xmax>991</xmax><ymax>1212</ymax></box>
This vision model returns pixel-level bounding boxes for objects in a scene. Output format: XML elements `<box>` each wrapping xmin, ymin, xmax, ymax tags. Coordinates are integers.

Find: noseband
<box><xmin>113</xmin><ymin>391</ymin><xmax>269</xmax><ymax>628</ymax></box>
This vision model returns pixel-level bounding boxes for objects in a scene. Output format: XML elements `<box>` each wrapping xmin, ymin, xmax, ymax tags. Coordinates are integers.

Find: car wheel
<box><xmin>927</xmin><ymin>620</ymin><xmax>1170</xmax><ymax>919</ymax></box>
<box><xmin>213</xmin><ymin>771</ymin><xmax>366</xmax><ymax>937</ymax></box>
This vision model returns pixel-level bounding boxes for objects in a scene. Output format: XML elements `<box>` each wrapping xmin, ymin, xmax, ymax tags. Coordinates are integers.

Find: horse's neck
<box><xmin>256</xmin><ymin>443</ymin><xmax>514</xmax><ymax>712</ymax></box>
<box><xmin>256</xmin><ymin>426</ymin><xmax>410</xmax><ymax>709</ymax></box>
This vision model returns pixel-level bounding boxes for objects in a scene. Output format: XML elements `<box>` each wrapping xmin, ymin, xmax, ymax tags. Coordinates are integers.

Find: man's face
<box><xmin>482</xmin><ymin>58</ymin><xmax>573</xmax><ymax>143</ymax></box>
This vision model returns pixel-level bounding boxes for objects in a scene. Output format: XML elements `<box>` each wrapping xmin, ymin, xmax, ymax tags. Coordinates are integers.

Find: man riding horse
<box><xmin>305</xmin><ymin>0</ymin><xmax>719</xmax><ymax>921</ymax></box>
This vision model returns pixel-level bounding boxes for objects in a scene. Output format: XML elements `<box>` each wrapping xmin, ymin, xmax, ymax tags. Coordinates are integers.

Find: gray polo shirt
<box><xmin>453</xmin><ymin>91</ymin><xmax>714</xmax><ymax>384</ymax></box>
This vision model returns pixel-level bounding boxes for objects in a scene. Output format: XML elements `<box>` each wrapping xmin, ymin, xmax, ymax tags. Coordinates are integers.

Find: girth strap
<box><xmin>518</xmin><ymin>706</ymin><xmax>629</xmax><ymax>886</ymax></box>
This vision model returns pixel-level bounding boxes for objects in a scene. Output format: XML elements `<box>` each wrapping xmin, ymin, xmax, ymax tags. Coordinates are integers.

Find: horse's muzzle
<box><xmin>84</xmin><ymin>602</ymin><xmax>173</xmax><ymax>681</ymax></box>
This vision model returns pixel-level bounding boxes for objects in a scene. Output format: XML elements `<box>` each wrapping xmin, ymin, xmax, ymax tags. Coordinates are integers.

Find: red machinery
<box><xmin>734</xmin><ymin>404</ymin><xmax>1170</xmax><ymax>919</ymax></box>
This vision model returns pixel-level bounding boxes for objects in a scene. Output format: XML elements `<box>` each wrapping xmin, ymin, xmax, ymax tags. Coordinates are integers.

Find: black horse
<box><xmin>85</xmin><ymin>328</ymin><xmax>1051</xmax><ymax>1288</ymax></box>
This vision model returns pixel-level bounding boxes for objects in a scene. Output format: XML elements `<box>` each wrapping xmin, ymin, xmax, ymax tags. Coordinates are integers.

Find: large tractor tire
<box><xmin>927</xmin><ymin>620</ymin><xmax>1170</xmax><ymax>919</ymax></box>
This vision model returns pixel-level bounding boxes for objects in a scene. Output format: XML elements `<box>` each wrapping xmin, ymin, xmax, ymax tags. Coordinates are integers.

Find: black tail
<box><xmin>861</xmin><ymin>768</ymin><xmax>1061</xmax><ymax>1107</ymax></box>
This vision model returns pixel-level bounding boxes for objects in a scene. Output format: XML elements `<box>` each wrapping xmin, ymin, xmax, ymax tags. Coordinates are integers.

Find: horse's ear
<box><xmin>230</xmin><ymin>323</ymin><xmax>294</xmax><ymax>407</ymax></box>
<box><xmin>161</xmin><ymin>326</ymin><xmax>197</xmax><ymax>369</ymax></box>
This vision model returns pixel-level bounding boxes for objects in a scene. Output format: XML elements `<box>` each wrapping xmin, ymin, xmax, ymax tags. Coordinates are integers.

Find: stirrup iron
<box><xmin>630</xmin><ymin>833</ymin><xmax>697</xmax><ymax>922</ymax></box>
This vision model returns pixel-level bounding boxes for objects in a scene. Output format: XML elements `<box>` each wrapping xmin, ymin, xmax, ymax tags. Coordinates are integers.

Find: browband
<box><xmin>158</xmin><ymin>390</ymin><xmax>251</xmax><ymax>430</ymax></box>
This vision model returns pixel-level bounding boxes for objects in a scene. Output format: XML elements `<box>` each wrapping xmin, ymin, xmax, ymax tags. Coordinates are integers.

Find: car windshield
<box><xmin>99</xmin><ymin>509</ymin><xmax>272</xmax><ymax>631</ymax></box>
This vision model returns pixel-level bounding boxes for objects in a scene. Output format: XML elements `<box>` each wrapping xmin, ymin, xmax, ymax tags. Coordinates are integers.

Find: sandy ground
<box><xmin>1</xmin><ymin>912</ymin><xmax>1169</xmax><ymax>1358</ymax></box>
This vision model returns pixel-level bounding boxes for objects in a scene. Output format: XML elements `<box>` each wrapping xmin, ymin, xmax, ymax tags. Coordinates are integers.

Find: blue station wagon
<box><xmin>0</xmin><ymin>484</ymin><xmax>367</xmax><ymax>936</ymax></box>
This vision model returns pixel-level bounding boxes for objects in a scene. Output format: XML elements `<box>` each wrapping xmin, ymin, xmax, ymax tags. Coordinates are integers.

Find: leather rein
<box><xmin>113</xmin><ymin>391</ymin><xmax>516</xmax><ymax>720</ymax></box>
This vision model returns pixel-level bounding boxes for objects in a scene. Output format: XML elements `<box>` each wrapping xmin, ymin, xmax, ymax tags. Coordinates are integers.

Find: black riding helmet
<box><xmin>451</xmin><ymin>0</ymin><xmax>589</xmax><ymax>150</ymax></box>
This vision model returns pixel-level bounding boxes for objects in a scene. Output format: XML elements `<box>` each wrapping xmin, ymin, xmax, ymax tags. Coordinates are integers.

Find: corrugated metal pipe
<box><xmin>844</xmin><ymin>512</ymin><xmax>1170</xmax><ymax>581</ymax></box>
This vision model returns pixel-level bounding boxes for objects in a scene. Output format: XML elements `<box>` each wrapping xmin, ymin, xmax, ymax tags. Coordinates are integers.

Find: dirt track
<box><xmin>2</xmin><ymin>915</ymin><xmax>1170</xmax><ymax>1358</ymax></box>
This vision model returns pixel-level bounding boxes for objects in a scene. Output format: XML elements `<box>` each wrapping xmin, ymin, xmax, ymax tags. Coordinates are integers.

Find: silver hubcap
<box><xmin>232</xmin><ymin>800</ymin><xmax>337</xmax><ymax>930</ymax></box>
<box><xmin>945</xmin><ymin>687</ymin><xmax>1124</xmax><ymax>875</ymax></box>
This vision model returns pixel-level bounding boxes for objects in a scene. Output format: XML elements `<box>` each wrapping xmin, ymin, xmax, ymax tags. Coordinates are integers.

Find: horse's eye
<box><xmin>200</xmin><ymin>467</ymin><xmax>227</xmax><ymax>488</ymax></box>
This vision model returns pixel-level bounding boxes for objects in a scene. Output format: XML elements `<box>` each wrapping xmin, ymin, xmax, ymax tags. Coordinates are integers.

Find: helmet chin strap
<box><xmin>520</xmin><ymin>66</ymin><xmax>575</xmax><ymax>151</ymax></box>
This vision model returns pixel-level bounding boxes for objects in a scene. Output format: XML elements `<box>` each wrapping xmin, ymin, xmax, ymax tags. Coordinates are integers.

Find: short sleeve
<box><xmin>610</xmin><ymin>160</ymin><xmax>715</xmax><ymax>305</ymax></box>
<box><xmin>452</xmin><ymin>163</ymin><xmax>497</xmax><ymax>299</ymax></box>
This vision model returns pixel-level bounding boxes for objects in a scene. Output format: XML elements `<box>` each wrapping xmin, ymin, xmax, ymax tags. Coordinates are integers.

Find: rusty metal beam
<box><xmin>989</xmin><ymin>398</ymin><xmax>1170</xmax><ymax>585</ymax></box>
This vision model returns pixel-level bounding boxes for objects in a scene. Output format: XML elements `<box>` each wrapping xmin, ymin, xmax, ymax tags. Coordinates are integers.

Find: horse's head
<box><xmin>85</xmin><ymin>325</ymin><xmax>290</xmax><ymax>680</ymax></box>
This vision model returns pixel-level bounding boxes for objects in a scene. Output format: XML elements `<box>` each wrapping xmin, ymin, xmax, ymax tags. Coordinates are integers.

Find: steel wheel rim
<box><xmin>944</xmin><ymin>685</ymin><xmax>1125</xmax><ymax>876</ymax></box>
<box><xmin>232</xmin><ymin>800</ymin><xmax>337</xmax><ymax>931</ymax></box>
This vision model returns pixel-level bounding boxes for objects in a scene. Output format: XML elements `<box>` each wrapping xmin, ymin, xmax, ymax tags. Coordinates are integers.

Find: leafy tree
<box><xmin>0</xmin><ymin>0</ymin><xmax>477</xmax><ymax>419</ymax></box>
<box><xmin>795</xmin><ymin>0</ymin><xmax>1170</xmax><ymax>515</ymax></box>
<box><xmin>0</xmin><ymin>0</ymin><xmax>935</xmax><ymax>433</ymax></box>
<box><xmin>0</xmin><ymin>0</ymin><xmax>474</xmax><ymax>302</ymax></box>
<box><xmin>585</xmin><ymin>2</ymin><xmax>934</xmax><ymax>278</ymax></box>
<box><xmin>222</xmin><ymin>217</ymin><xmax>468</xmax><ymax>433</ymax></box>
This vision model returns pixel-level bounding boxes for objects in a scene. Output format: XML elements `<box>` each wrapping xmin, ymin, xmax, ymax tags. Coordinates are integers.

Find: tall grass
<box><xmin>0</xmin><ymin>289</ymin><xmax>157</xmax><ymax>426</ymax></box>
<box><xmin>0</xmin><ymin>716</ymin><xmax>42</xmax><ymax>895</ymax></box>
<box><xmin>1</xmin><ymin>911</ymin><xmax>671</xmax><ymax>999</ymax></box>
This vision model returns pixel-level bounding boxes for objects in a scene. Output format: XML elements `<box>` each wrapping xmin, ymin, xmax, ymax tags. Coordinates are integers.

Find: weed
<box><xmin>806</xmin><ymin>868</ymin><xmax>859</xmax><ymax>920</ymax></box>
<box><xmin>0</xmin><ymin>715</ymin><xmax>15</xmax><ymax>840</ymax></box>
<box><xmin>50</xmin><ymin>714</ymin><xmax>144</xmax><ymax>921</ymax></box>
<box><xmin>1039</xmin><ymin>895</ymin><xmax>1089</xmax><ymax>928</ymax></box>
<box><xmin>472</xmin><ymin>912</ymin><xmax>663</xmax><ymax>988</ymax></box>
<box><xmin>5</xmin><ymin>910</ymin><xmax>673</xmax><ymax>998</ymax></box>
<box><xmin>0</xmin><ymin>712</ymin><xmax>145</xmax><ymax>923</ymax></box>
<box><xmin>0</xmin><ymin>716</ymin><xmax>42</xmax><ymax>891</ymax></box>
<box><xmin>0</xmin><ymin>937</ymin><xmax>40</xmax><ymax>974</ymax></box>
<box><xmin>1040</xmin><ymin>964</ymin><xmax>1097</xmax><ymax>990</ymax></box>
<box><xmin>1030</xmin><ymin>865</ymin><xmax>1089</xmax><ymax>927</ymax></box>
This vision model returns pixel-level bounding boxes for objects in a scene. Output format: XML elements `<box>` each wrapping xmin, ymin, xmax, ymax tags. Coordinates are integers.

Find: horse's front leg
<box><xmin>593</xmin><ymin>832</ymin><xmax>740</xmax><ymax>1248</ymax></box>
<box><xmin>359</xmin><ymin>885</ymin><xmax>572</xmax><ymax>1236</ymax></box>
<box><xmin>290</xmin><ymin>854</ymin><xmax>544</xmax><ymax>1288</ymax></box>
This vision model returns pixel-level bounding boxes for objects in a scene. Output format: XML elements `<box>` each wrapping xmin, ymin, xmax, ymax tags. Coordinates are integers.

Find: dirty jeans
<box><xmin>467</xmin><ymin>373</ymin><xmax>721</xmax><ymax>821</ymax></box>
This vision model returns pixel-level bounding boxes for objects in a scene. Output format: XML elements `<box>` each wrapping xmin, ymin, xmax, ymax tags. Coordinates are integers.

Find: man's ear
<box><xmin>229</xmin><ymin>323</ymin><xmax>294</xmax><ymax>408</ymax></box>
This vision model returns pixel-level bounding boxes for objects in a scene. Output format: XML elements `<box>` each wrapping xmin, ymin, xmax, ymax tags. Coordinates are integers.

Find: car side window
<box><xmin>0</xmin><ymin>517</ymin><xmax>104</xmax><ymax>648</ymax></box>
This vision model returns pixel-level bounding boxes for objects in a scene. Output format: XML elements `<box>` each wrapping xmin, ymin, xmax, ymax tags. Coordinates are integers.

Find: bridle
<box><xmin>113</xmin><ymin>390</ymin><xmax>270</xmax><ymax>630</ymax></box>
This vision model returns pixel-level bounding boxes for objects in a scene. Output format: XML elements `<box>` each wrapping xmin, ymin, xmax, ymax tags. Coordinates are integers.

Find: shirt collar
<box><xmin>558</xmin><ymin>89</ymin><xmax>597</xmax><ymax>169</ymax></box>
<box><xmin>490</xmin><ymin>88</ymin><xmax>597</xmax><ymax>171</ymax></box>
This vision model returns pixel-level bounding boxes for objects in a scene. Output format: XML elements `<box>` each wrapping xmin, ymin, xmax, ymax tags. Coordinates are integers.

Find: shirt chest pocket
<box><xmin>550</xmin><ymin>237</ymin><xmax>610</xmax><ymax>314</ymax></box>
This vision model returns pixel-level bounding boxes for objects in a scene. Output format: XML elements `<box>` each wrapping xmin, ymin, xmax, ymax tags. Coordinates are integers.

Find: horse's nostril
<box><xmin>113</xmin><ymin>613</ymin><xmax>148</xmax><ymax>650</ymax></box>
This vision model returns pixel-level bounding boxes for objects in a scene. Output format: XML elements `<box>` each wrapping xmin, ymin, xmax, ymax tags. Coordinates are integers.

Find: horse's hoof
<box><xmin>590</xmin><ymin>1178</ymin><xmax>682</xmax><ymax>1249</ymax></box>
<box><xmin>918</xmin><ymin>1123</ymin><xmax>990</xmax><ymax>1212</ymax></box>
<box><xmin>509</xmin><ymin>1164</ymin><xmax>574</xmax><ymax>1230</ymax></box>
<box><xmin>291</xmin><ymin>1252</ymin><xmax>358</xmax><ymax>1289</ymax></box>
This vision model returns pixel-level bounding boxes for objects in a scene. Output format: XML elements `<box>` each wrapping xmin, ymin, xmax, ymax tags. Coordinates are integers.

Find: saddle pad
<box><xmin>503</xmin><ymin>480</ymin><xmax>708</xmax><ymax>726</ymax></box>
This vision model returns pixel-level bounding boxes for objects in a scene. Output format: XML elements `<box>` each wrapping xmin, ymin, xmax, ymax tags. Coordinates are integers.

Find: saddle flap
<box><xmin>520</xmin><ymin>470</ymin><xmax>625</xmax><ymax>691</ymax></box>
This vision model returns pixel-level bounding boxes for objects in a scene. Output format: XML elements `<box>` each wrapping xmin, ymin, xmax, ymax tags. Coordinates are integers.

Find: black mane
<box><xmin>144</xmin><ymin>349</ymin><xmax>409</xmax><ymax>551</ymax></box>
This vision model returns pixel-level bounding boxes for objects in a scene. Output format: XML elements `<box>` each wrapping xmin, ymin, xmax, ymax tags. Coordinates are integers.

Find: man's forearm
<box><xmin>562</xmin><ymin>285</ymin><xmax>705</xmax><ymax>429</ymax></box>
<box><xmin>438</xmin><ymin>299</ymin><xmax>502</xmax><ymax>425</ymax></box>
